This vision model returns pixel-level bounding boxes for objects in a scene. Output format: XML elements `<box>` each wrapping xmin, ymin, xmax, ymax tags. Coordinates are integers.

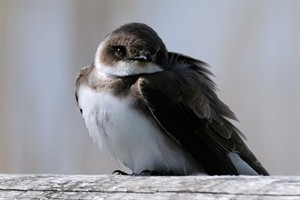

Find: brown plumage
<box><xmin>76</xmin><ymin>23</ymin><xmax>269</xmax><ymax>175</ymax></box>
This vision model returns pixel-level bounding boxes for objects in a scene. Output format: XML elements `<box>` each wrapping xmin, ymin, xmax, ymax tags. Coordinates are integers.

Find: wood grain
<box><xmin>0</xmin><ymin>174</ymin><xmax>299</xmax><ymax>199</ymax></box>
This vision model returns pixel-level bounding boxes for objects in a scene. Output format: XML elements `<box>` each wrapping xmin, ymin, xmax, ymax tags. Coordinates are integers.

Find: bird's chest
<box><xmin>78</xmin><ymin>86</ymin><xmax>161</xmax><ymax>164</ymax></box>
<box><xmin>78</xmin><ymin>86</ymin><xmax>202</xmax><ymax>174</ymax></box>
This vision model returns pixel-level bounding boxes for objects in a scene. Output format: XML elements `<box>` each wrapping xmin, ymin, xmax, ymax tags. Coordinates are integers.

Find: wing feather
<box><xmin>138</xmin><ymin>52</ymin><xmax>269</xmax><ymax>175</ymax></box>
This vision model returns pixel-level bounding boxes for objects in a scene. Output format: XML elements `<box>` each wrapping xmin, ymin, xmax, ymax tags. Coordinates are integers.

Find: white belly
<box><xmin>78</xmin><ymin>86</ymin><xmax>202</xmax><ymax>175</ymax></box>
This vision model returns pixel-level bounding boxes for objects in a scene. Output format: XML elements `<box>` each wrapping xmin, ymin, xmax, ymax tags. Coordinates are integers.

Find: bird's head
<box><xmin>94</xmin><ymin>23</ymin><xmax>168</xmax><ymax>77</ymax></box>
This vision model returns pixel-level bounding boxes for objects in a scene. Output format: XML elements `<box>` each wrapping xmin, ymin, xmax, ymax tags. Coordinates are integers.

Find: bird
<box><xmin>75</xmin><ymin>22</ymin><xmax>269</xmax><ymax>176</ymax></box>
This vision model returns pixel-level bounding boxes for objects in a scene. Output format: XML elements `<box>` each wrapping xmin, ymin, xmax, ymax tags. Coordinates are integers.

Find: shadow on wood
<box><xmin>0</xmin><ymin>174</ymin><xmax>299</xmax><ymax>199</ymax></box>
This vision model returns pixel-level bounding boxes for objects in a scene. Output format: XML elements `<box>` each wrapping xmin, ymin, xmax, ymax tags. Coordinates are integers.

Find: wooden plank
<box><xmin>0</xmin><ymin>174</ymin><xmax>299</xmax><ymax>199</ymax></box>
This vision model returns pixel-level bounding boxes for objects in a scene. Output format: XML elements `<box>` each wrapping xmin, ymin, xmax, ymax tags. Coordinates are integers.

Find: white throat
<box><xmin>94</xmin><ymin>42</ymin><xmax>163</xmax><ymax>77</ymax></box>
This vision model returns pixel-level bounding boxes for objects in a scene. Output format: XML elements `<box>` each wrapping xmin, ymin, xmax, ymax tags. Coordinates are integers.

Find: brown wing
<box><xmin>75</xmin><ymin>65</ymin><xmax>93</xmax><ymax>114</ymax></box>
<box><xmin>138</xmin><ymin>52</ymin><xmax>269</xmax><ymax>175</ymax></box>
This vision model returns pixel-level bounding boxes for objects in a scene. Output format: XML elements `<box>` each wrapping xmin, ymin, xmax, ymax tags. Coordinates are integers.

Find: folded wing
<box><xmin>138</xmin><ymin>52</ymin><xmax>269</xmax><ymax>175</ymax></box>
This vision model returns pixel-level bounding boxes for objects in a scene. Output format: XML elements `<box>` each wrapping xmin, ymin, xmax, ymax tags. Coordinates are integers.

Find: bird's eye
<box><xmin>113</xmin><ymin>46</ymin><xmax>126</xmax><ymax>59</ymax></box>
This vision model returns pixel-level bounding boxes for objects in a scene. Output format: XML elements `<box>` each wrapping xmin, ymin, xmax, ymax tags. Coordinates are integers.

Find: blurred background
<box><xmin>0</xmin><ymin>1</ymin><xmax>299</xmax><ymax>175</ymax></box>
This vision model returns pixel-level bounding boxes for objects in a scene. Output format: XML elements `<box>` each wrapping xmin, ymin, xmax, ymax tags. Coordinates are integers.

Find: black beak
<box><xmin>129</xmin><ymin>54</ymin><xmax>152</xmax><ymax>62</ymax></box>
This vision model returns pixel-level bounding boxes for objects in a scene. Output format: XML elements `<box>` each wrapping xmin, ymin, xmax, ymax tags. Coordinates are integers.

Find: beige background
<box><xmin>0</xmin><ymin>1</ymin><xmax>299</xmax><ymax>175</ymax></box>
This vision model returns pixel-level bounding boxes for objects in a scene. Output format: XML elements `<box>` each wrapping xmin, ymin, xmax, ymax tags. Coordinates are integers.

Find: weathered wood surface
<box><xmin>0</xmin><ymin>174</ymin><xmax>299</xmax><ymax>199</ymax></box>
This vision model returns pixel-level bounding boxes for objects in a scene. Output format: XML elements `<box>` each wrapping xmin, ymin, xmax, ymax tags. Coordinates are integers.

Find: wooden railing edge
<box><xmin>0</xmin><ymin>174</ymin><xmax>299</xmax><ymax>199</ymax></box>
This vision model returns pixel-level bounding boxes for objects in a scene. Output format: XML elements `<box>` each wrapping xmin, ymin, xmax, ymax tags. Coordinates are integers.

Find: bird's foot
<box><xmin>137</xmin><ymin>170</ymin><xmax>175</xmax><ymax>176</ymax></box>
<box><xmin>113</xmin><ymin>169</ymin><xmax>176</xmax><ymax>176</ymax></box>
<box><xmin>112</xmin><ymin>170</ymin><xmax>131</xmax><ymax>175</ymax></box>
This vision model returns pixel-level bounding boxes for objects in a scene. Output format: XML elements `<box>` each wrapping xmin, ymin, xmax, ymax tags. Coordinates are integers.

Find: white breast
<box><xmin>77</xmin><ymin>86</ymin><xmax>203</xmax><ymax>175</ymax></box>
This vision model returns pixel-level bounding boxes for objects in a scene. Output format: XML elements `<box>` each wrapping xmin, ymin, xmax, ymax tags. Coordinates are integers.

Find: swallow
<box><xmin>75</xmin><ymin>22</ymin><xmax>269</xmax><ymax>176</ymax></box>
